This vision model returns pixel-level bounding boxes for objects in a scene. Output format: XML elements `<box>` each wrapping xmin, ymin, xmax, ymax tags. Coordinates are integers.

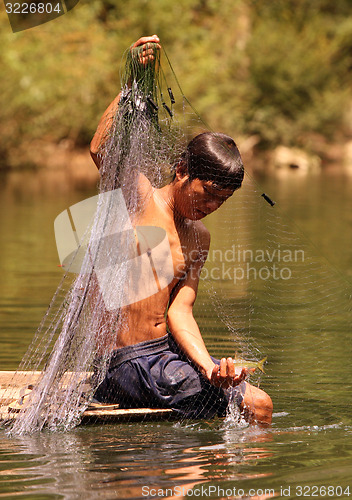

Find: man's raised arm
<box><xmin>90</xmin><ymin>93</ymin><xmax>121</xmax><ymax>169</ymax></box>
<box><xmin>90</xmin><ymin>34</ymin><xmax>161</xmax><ymax>170</ymax></box>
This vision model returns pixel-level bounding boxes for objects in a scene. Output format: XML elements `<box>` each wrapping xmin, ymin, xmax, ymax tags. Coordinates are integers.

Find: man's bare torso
<box><xmin>111</xmin><ymin>186</ymin><xmax>205</xmax><ymax>349</ymax></box>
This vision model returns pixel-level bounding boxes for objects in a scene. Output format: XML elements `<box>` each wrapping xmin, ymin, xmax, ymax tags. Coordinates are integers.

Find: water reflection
<box><xmin>0</xmin><ymin>171</ymin><xmax>97</xmax><ymax>369</ymax></box>
<box><xmin>0</xmin><ymin>421</ymin><xmax>276</xmax><ymax>499</ymax></box>
<box><xmin>1</xmin><ymin>416</ymin><xmax>351</xmax><ymax>498</ymax></box>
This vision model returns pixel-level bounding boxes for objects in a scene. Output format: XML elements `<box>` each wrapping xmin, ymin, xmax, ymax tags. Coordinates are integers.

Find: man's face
<box><xmin>181</xmin><ymin>178</ymin><xmax>235</xmax><ymax>220</ymax></box>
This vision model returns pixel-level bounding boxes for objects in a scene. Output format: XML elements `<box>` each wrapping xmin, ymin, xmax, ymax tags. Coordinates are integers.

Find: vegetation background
<box><xmin>0</xmin><ymin>0</ymin><xmax>351</xmax><ymax>171</ymax></box>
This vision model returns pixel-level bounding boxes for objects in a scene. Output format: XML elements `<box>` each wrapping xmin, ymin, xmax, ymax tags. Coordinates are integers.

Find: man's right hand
<box><xmin>207</xmin><ymin>358</ymin><xmax>248</xmax><ymax>389</ymax></box>
<box><xmin>131</xmin><ymin>34</ymin><xmax>161</xmax><ymax>65</ymax></box>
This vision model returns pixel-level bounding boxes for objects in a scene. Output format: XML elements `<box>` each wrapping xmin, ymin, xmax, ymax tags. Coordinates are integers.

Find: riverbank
<box><xmin>0</xmin><ymin>139</ymin><xmax>99</xmax><ymax>190</ymax></box>
<box><xmin>1</xmin><ymin>135</ymin><xmax>352</xmax><ymax>188</ymax></box>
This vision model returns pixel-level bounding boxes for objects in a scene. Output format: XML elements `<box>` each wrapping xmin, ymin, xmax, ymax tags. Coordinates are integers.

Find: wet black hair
<box><xmin>183</xmin><ymin>132</ymin><xmax>244</xmax><ymax>190</ymax></box>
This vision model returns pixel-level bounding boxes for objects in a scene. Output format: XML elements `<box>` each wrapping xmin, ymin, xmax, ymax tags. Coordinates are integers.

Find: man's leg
<box><xmin>241</xmin><ymin>383</ymin><xmax>273</xmax><ymax>426</ymax></box>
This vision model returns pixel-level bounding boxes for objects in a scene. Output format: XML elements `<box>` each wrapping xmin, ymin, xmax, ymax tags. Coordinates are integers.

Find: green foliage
<box><xmin>0</xmin><ymin>3</ymin><xmax>114</xmax><ymax>151</ymax></box>
<box><xmin>0</xmin><ymin>0</ymin><xmax>351</xmax><ymax>167</ymax></box>
<box><xmin>244</xmin><ymin>1</ymin><xmax>352</xmax><ymax>147</ymax></box>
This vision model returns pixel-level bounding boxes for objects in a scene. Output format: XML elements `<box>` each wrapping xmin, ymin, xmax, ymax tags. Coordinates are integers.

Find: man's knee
<box><xmin>242</xmin><ymin>383</ymin><xmax>273</xmax><ymax>426</ymax></box>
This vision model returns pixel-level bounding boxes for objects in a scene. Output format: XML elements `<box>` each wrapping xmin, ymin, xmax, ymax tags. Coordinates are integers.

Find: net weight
<box><xmin>5</xmin><ymin>2</ymin><xmax>63</xmax><ymax>14</ymax></box>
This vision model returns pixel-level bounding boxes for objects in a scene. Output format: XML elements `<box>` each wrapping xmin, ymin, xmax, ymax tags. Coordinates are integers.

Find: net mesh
<box><xmin>2</xmin><ymin>41</ymin><xmax>351</xmax><ymax>435</ymax></box>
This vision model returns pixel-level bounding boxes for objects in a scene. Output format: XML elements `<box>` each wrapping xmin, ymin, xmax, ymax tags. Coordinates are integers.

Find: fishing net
<box><xmin>2</xmin><ymin>40</ymin><xmax>352</xmax><ymax>435</ymax></box>
<box><xmin>1</xmin><ymin>42</ymin><xmax>189</xmax><ymax>434</ymax></box>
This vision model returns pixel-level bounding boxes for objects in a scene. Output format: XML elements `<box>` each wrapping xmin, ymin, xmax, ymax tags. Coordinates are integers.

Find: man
<box><xmin>90</xmin><ymin>35</ymin><xmax>273</xmax><ymax>425</ymax></box>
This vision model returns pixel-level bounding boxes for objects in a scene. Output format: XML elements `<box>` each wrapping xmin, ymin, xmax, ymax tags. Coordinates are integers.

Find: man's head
<box><xmin>184</xmin><ymin>132</ymin><xmax>244</xmax><ymax>191</ymax></box>
<box><xmin>173</xmin><ymin>132</ymin><xmax>244</xmax><ymax>220</ymax></box>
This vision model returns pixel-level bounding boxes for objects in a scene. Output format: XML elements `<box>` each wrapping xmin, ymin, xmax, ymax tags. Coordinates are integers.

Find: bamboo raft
<box><xmin>0</xmin><ymin>371</ymin><xmax>175</xmax><ymax>424</ymax></box>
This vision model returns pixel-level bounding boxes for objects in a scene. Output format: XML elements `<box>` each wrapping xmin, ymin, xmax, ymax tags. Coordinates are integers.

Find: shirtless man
<box><xmin>90</xmin><ymin>35</ymin><xmax>273</xmax><ymax>425</ymax></box>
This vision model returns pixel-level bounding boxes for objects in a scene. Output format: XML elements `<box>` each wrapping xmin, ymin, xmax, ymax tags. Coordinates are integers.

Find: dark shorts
<box><xmin>94</xmin><ymin>334</ymin><xmax>246</xmax><ymax>419</ymax></box>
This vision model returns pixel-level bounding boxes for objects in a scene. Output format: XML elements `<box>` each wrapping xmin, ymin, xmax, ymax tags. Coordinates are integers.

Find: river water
<box><xmin>0</xmin><ymin>167</ymin><xmax>352</xmax><ymax>499</ymax></box>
